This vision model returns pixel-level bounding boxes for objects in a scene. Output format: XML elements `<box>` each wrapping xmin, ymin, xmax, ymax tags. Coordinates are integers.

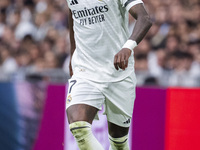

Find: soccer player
<box><xmin>66</xmin><ymin>0</ymin><xmax>152</xmax><ymax>149</ymax></box>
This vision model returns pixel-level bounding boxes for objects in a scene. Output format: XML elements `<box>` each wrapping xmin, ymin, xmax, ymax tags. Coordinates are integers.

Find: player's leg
<box><xmin>67</xmin><ymin>104</ymin><xmax>104</xmax><ymax>150</ymax></box>
<box><xmin>105</xmin><ymin>99</ymin><xmax>133</xmax><ymax>150</ymax></box>
<box><xmin>108</xmin><ymin>122</ymin><xmax>130</xmax><ymax>150</ymax></box>
<box><xmin>103</xmin><ymin>72</ymin><xmax>136</xmax><ymax>150</ymax></box>
<box><xmin>67</xmin><ymin>104</ymin><xmax>98</xmax><ymax>124</ymax></box>
<box><xmin>66</xmin><ymin>77</ymin><xmax>105</xmax><ymax>150</ymax></box>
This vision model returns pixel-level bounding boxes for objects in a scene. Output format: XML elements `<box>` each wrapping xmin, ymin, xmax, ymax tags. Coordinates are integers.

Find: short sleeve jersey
<box><xmin>67</xmin><ymin>0</ymin><xmax>143</xmax><ymax>82</ymax></box>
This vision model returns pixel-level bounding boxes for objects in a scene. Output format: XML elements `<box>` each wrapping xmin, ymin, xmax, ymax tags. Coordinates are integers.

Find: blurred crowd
<box><xmin>133</xmin><ymin>0</ymin><xmax>200</xmax><ymax>87</ymax></box>
<box><xmin>0</xmin><ymin>0</ymin><xmax>200</xmax><ymax>86</ymax></box>
<box><xmin>0</xmin><ymin>0</ymin><xmax>70</xmax><ymax>82</ymax></box>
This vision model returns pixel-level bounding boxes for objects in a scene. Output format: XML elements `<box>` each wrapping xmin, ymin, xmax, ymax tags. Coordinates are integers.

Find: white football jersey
<box><xmin>67</xmin><ymin>0</ymin><xmax>143</xmax><ymax>82</ymax></box>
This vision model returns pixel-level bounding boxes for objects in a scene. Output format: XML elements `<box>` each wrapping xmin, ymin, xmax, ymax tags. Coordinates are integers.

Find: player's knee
<box><xmin>69</xmin><ymin>121</ymin><xmax>92</xmax><ymax>144</ymax></box>
<box><xmin>67</xmin><ymin>104</ymin><xmax>97</xmax><ymax>124</ymax></box>
<box><xmin>66</xmin><ymin>112</ymin><xmax>76</xmax><ymax>124</ymax></box>
<box><xmin>108</xmin><ymin>122</ymin><xmax>129</xmax><ymax>138</ymax></box>
<box><xmin>66</xmin><ymin>107</ymin><xmax>84</xmax><ymax>124</ymax></box>
<box><xmin>109</xmin><ymin>134</ymin><xmax>129</xmax><ymax>150</ymax></box>
<box><xmin>66</xmin><ymin>107</ymin><xmax>78</xmax><ymax>124</ymax></box>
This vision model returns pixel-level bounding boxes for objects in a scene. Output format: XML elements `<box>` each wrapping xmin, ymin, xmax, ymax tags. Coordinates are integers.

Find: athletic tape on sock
<box><xmin>109</xmin><ymin>134</ymin><xmax>129</xmax><ymax>150</ymax></box>
<box><xmin>69</xmin><ymin>121</ymin><xmax>104</xmax><ymax>150</ymax></box>
<box><xmin>109</xmin><ymin>134</ymin><xmax>128</xmax><ymax>144</ymax></box>
<box><xmin>70</xmin><ymin>121</ymin><xmax>91</xmax><ymax>132</ymax></box>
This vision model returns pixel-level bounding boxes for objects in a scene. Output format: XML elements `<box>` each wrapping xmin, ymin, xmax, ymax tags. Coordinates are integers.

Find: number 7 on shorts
<box><xmin>69</xmin><ymin>80</ymin><xmax>77</xmax><ymax>93</ymax></box>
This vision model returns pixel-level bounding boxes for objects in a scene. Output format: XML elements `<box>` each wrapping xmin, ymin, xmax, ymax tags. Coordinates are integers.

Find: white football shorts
<box><xmin>66</xmin><ymin>71</ymin><xmax>136</xmax><ymax>127</ymax></box>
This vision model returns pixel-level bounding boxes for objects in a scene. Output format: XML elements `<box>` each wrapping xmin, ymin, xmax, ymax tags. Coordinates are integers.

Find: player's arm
<box><xmin>69</xmin><ymin>9</ymin><xmax>76</xmax><ymax>76</ymax></box>
<box><xmin>128</xmin><ymin>4</ymin><xmax>152</xmax><ymax>44</ymax></box>
<box><xmin>114</xmin><ymin>3</ymin><xmax>152</xmax><ymax>70</ymax></box>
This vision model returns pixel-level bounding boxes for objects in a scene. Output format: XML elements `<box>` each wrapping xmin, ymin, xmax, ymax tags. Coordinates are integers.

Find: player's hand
<box><xmin>114</xmin><ymin>48</ymin><xmax>132</xmax><ymax>70</ymax></box>
<box><xmin>69</xmin><ymin>59</ymin><xmax>73</xmax><ymax>76</ymax></box>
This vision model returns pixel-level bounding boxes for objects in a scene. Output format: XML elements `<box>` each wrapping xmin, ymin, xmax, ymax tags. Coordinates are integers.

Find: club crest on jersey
<box><xmin>67</xmin><ymin>94</ymin><xmax>72</xmax><ymax>104</ymax></box>
<box><xmin>70</xmin><ymin>0</ymin><xmax>78</xmax><ymax>5</ymax></box>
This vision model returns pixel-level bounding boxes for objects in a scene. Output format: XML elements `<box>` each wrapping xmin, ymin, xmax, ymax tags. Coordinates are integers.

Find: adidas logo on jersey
<box><xmin>70</xmin><ymin>0</ymin><xmax>78</xmax><ymax>5</ymax></box>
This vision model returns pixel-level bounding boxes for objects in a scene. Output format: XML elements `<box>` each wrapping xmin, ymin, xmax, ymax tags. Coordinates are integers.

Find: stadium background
<box><xmin>0</xmin><ymin>0</ymin><xmax>200</xmax><ymax>150</ymax></box>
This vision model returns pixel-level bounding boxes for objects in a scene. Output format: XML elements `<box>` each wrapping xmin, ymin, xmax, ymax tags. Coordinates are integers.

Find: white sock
<box><xmin>109</xmin><ymin>134</ymin><xmax>129</xmax><ymax>150</ymax></box>
<box><xmin>69</xmin><ymin>121</ymin><xmax>104</xmax><ymax>150</ymax></box>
